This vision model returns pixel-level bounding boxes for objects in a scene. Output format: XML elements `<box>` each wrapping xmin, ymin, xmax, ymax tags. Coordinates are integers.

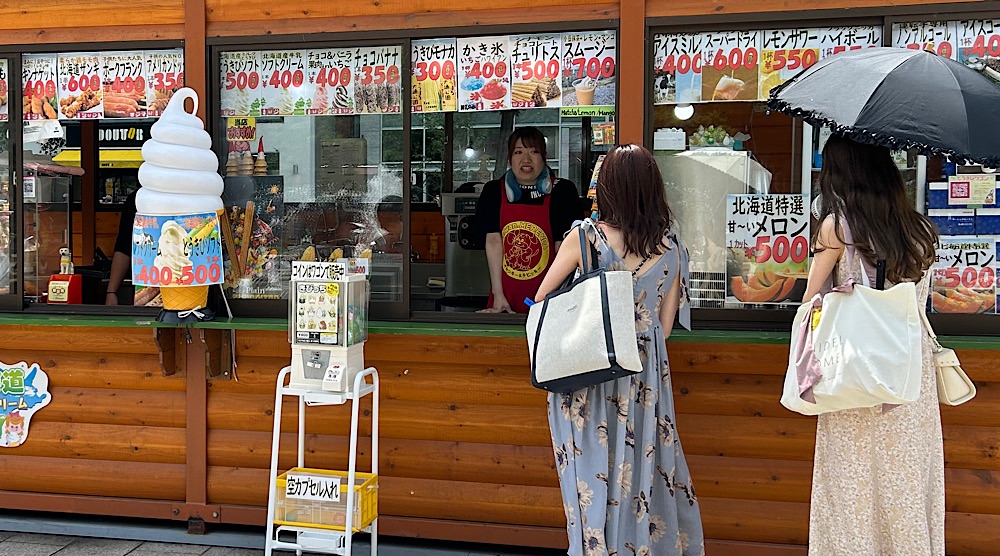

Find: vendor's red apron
<box><xmin>488</xmin><ymin>190</ymin><xmax>554</xmax><ymax>313</ymax></box>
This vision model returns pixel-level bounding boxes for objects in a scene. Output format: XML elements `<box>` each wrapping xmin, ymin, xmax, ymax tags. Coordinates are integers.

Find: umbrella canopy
<box><xmin>767</xmin><ymin>47</ymin><xmax>1000</xmax><ymax>167</ymax></box>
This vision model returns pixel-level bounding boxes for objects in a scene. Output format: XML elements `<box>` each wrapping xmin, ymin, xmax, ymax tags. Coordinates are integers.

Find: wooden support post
<box><xmin>617</xmin><ymin>0</ymin><xmax>647</xmax><ymax>145</ymax></box>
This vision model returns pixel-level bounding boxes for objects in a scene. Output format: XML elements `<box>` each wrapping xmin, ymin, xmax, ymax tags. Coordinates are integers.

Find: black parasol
<box><xmin>767</xmin><ymin>47</ymin><xmax>1000</xmax><ymax>167</ymax></box>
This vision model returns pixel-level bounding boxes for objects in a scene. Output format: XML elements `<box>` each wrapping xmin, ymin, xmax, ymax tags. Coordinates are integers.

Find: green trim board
<box><xmin>0</xmin><ymin>313</ymin><xmax>996</xmax><ymax>350</ymax></box>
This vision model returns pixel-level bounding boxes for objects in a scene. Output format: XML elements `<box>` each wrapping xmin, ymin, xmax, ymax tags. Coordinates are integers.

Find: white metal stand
<box><xmin>265</xmin><ymin>366</ymin><xmax>379</xmax><ymax>556</ymax></box>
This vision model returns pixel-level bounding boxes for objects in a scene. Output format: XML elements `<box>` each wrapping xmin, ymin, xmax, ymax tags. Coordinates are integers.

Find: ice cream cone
<box><xmin>160</xmin><ymin>285</ymin><xmax>209</xmax><ymax>310</ymax></box>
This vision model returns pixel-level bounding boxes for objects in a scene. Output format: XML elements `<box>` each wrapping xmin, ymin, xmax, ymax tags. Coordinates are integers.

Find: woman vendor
<box><xmin>475</xmin><ymin>127</ymin><xmax>580</xmax><ymax>314</ymax></box>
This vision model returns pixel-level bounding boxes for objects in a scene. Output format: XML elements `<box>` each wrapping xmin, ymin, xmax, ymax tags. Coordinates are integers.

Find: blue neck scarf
<box><xmin>504</xmin><ymin>167</ymin><xmax>553</xmax><ymax>202</ymax></box>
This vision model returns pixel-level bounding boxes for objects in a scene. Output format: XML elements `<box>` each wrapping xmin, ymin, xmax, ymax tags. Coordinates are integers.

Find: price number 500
<box><xmin>137</xmin><ymin>264</ymin><xmax>222</xmax><ymax>286</ymax></box>
<box><xmin>935</xmin><ymin>266</ymin><xmax>996</xmax><ymax>289</ymax></box>
<box><xmin>754</xmin><ymin>235</ymin><xmax>809</xmax><ymax>264</ymax></box>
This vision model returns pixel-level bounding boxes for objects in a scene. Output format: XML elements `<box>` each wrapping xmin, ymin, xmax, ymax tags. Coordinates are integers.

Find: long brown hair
<box><xmin>596</xmin><ymin>144</ymin><xmax>674</xmax><ymax>258</ymax></box>
<box><xmin>815</xmin><ymin>134</ymin><xmax>937</xmax><ymax>282</ymax></box>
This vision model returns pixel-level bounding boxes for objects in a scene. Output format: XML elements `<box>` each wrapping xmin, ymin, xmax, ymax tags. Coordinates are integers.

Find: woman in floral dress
<box><xmin>534</xmin><ymin>145</ymin><xmax>705</xmax><ymax>556</ymax></box>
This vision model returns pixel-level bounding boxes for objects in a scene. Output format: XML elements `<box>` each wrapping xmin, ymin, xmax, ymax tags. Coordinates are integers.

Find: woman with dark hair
<box><xmin>535</xmin><ymin>144</ymin><xmax>704</xmax><ymax>556</ymax></box>
<box><xmin>475</xmin><ymin>126</ymin><xmax>580</xmax><ymax>314</ymax></box>
<box><xmin>803</xmin><ymin>134</ymin><xmax>943</xmax><ymax>555</ymax></box>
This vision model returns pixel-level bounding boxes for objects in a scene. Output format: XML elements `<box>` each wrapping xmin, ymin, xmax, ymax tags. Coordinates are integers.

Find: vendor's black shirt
<box><xmin>475</xmin><ymin>178</ymin><xmax>581</xmax><ymax>241</ymax></box>
<box><xmin>114</xmin><ymin>190</ymin><xmax>138</xmax><ymax>256</ymax></box>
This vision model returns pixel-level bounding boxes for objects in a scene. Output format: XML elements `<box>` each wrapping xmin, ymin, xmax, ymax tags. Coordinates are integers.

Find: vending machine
<box><xmin>288</xmin><ymin>261</ymin><xmax>369</xmax><ymax>392</ymax></box>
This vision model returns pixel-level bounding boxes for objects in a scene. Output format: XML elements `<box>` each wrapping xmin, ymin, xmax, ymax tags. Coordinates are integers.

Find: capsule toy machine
<box><xmin>288</xmin><ymin>261</ymin><xmax>369</xmax><ymax>392</ymax></box>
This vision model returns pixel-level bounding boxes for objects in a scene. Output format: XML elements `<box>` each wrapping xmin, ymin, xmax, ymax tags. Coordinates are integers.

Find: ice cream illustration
<box><xmin>279</xmin><ymin>88</ymin><xmax>295</xmax><ymax>115</ymax></box>
<box><xmin>235</xmin><ymin>88</ymin><xmax>250</xmax><ymax>115</ymax></box>
<box><xmin>314</xmin><ymin>84</ymin><xmax>329</xmax><ymax>113</ymax></box>
<box><xmin>135</xmin><ymin>87</ymin><xmax>224</xmax><ymax>318</ymax></box>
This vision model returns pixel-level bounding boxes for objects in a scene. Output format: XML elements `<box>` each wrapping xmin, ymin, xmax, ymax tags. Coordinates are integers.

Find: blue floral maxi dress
<box><xmin>547</xmin><ymin>221</ymin><xmax>705</xmax><ymax>556</ymax></box>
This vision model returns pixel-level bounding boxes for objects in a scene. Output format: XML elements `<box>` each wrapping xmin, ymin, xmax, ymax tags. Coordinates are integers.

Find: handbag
<box><xmin>526</xmin><ymin>223</ymin><xmax>642</xmax><ymax>394</ymax></box>
<box><xmin>919</xmin><ymin>310</ymin><xmax>976</xmax><ymax>405</ymax></box>
<box><xmin>781</xmin><ymin>237</ymin><xmax>923</xmax><ymax>416</ymax></box>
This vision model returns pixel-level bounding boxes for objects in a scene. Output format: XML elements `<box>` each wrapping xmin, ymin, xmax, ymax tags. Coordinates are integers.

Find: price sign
<box><xmin>220</xmin><ymin>51</ymin><xmax>262</xmax><ymax>117</ymax></box>
<box><xmin>458</xmin><ymin>36</ymin><xmax>511</xmax><ymax>112</ymax></box>
<box><xmin>652</xmin><ymin>32</ymin><xmax>706</xmax><ymax>104</ymax></box>
<box><xmin>510</xmin><ymin>34</ymin><xmax>561</xmax><ymax>109</ymax></box>
<box><xmin>700</xmin><ymin>30</ymin><xmax>760</xmax><ymax>102</ymax></box>
<box><xmin>259</xmin><ymin>50</ymin><xmax>308</xmax><ymax>116</ymax></box>
<box><xmin>353</xmin><ymin>46</ymin><xmax>402</xmax><ymax>114</ymax></box>
<box><xmin>932</xmin><ymin>237</ymin><xmax>998</xmax><ymax>314</ymax></box>
<box><xmin>144</xmin><ymin>50</ymin><xmax>185</xmax><ymax>118</ymax></box>
<box><xmin>0</xmin><ymin>60</ymin><xmax>8</xmax><ymax>122</ymax></box>
<box><xmin>957</xmin><ymin>19</ymin><xmax>1000</xmax><ymax>64</ymax></box>
<box><xmin>759</xmin><ymin>28</ymin><xmax>822</xmax><ymax>99</ymax></box>
<box><xmin>22</xmin><ymin>55</ymin><xmax>58</xmax><ymax>121</ymax></box>
<box><xmin>57</xmin><ymin>53</ymin><xmax>103</xmax><ymax>119</ymax></box>
<box><xmin>102</xmin><ymin>52</ymin><xmax>146</xmax><ymax>118</ymax></box>
<box><xmin>816</xmin><ymin>25</ymin><xmax>882</xmax><ymax>58</ymax></box>
<box><xmin>307</xmin><ymin>48</ymin><xmax>355</xmax><ymax>115</ymax></box>
<box><xmin>411</xmin><ymin>39</ymin><xmax>458</xmax><ymax>113</ymax></box>
<box><xmin>131</xmin><ymin>213</ymin><xmax>225</xmax><ymax>288</ymax></box>
<box><xmin>561</xmin><ymin>30</ymin><xmax>616</xmax><ymax>114</ymax></box>
<box><xmin>891</xmin><ymin>21</ymin><xmax>958</xmax><ymax>59</ymax></box>
<box><xmin>725</xmin><ymin>194</ymin><xmax>810</xmax><ymax>305</ymax></box>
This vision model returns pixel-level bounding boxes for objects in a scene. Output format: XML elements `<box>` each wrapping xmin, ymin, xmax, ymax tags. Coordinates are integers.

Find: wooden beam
<box><xmin>186</xmin><ymin>328</ymin><xmax>209</xmax><ymax>507</ymax></box>
<box><xmin>185</xmin><ymin>0</ymin><xmax>208</xmax><ymax>122</ymax></box>
<box><xmin>617</xmin><ymin>0</ymin><xmax>646</xmax><ymax>144</ymax></box>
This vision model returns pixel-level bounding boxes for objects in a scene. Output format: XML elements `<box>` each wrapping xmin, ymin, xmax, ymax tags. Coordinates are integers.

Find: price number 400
<box><xmin>754</xmin><ymin>235</ymin><xmax>809</xmax><ymax>264</ymax></box>
<box><xmin>137</xmin><ymin>264</ymin><xmax>222</xmax><ymax>286</ymax></box>
<box><xmin>935</xmin><ymin>266</ymin><xmax>996</xmax><ymax>289</ymax></box>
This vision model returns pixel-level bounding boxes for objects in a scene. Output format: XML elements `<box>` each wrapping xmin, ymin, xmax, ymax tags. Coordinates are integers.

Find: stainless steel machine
<box><xmin>440</xmin><ymin>189</ymin><xmax>491</xmax><ymax>302</ymax></box>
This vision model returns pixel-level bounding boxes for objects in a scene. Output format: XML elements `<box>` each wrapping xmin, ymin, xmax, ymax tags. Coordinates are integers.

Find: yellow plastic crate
<box><xmin>274</xmin><ymin>468</ymin><xmax>378</xmax><ymax>532</ymax></box>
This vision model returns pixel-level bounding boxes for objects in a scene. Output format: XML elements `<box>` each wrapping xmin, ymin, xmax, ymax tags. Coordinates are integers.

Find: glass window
<box><xmin>0</xmin><ymin>121</ymin><xmax>11</xmax><ymax>296</ymax></box>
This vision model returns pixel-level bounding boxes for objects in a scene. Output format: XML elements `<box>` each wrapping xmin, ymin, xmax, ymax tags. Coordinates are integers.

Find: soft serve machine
<box><xmin>288</xmin><ymin>261</ymin><xmax>369</xmax><ymax>392</ymax></box>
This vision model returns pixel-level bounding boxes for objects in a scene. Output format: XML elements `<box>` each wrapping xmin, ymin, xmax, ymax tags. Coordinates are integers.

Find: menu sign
<box><xmin>220</xmin><ymin>51</ymin><xmax>262</xmax><ymax>117</ymax></box>
<box><xmin>58</xmin><ymin>53</ymin><xmax>103</xmax><ymax>119</ymax></box>
<box><xmin>259</xmin><ymin>50</ymin><xmax>308</xmax><ymax>116</ymax></box>
<box><xmin>22</xmin><ymin>55</ymin><xmax>58</xmax><ymax>121</ymax></box>
<box><xmin>102</xmin><ymin>52</ymin><xmax>146</xmax><ymax>118</ymax></box>
<box><xmin>144</xmin><ymin>50</ymin><xmax>185</xmax><ymax>117</ymax></box>
<box><xmin>760</xmin><ymin>29</ymin><xmax>820</xmax><ymax>99</ymax></box>
<box><xmin>892</xmin><ymin>21</ymin><xmax>958</xmax><ymax>59</ymax></box>
<box><xmin>561</xmin><ymin>30</ymin><xmax>616</xmax><ymax>116</ymax></box>
<box><xmin>510</xmin><ymin>34</ymin><xmax>562</xmax><ymax>109</ymax></box>
<box><xmin>353</xmin><ymin>46</ymin><xmax>402</xmax><ymax>114</ymax></box>
<box><xmin>725</xmin><ymin>194</ymin><xmax>809</xmax><ymax>305</ymax></box>
<box><xmin>932</xmin><ymin>237</ymin><xmax>997</xmax><ymax>314</ymax></box>
<box><xmin>411</xmin><ymin>39</ymin><xmax>458</xmax><ymax>113</ymax></box>
<box><xmin>307</xmin><ymin>48</ymin><xmax>355</xmax><ymax>115</ymax></box>
<box><xmin>702</xmin><ymin>31</ymin><xmax>760</xmax><ymax>102</ymax></box>
<box><xmin>957</xmin><ymin>19</ymin><xmax>1000</xmax><ymax>64</ymax></box>
<box><xmin>653</xmin><ymin>33</ymin><xmax>706</xmax><ymax>104</ymax></box>
<box><xmin>458</xmin><ymin>36</ymin><xmax>511</xmax><ymax>112</ymax></box>
<box><xmin>0</xmin><ymin>60</ymin><xmax>8</xmax><ymax>122</ymax></box>
<box><xmin>949</xmin><ymin>174</ymin><xmax>996</xmax><ymax>206</ymax></box>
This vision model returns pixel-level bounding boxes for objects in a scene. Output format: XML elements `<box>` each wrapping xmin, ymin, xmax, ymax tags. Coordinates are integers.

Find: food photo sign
<box><xmin>510</xmin><ymin>34</ymin><xmax>562</xmax><ymax>109</ymax></box>
<box><xmin>725</xmin><ymin>194</ymin><xmax>810</xmax><ymax>305</ymax></box>
<box><xmin>932</xmin><ymin>236</ymin><xmax>998</xmax><ymax>314</ymax></box>
<box><xmin>411</xmin><ymin>39</ymin><xmax>458</xmax><ymax>113</ymax></box>
<box><xmin>131</xmin><ymin>213</ymin><xmax>224</xmax><ymax>289</ymax></box>
<box><xmin>458</xmin><ymin>36</ymin><xmax>511</xmax><ymax>112</ymax></box>
<box><xmin>0</xmin><ymin>361</ymin><xmax>52</xmax><ymax>448</ymax></box>
<box><xmin>560</xmin><ymin>30</ymin><xmax>616</xmax><ymax>116</ymax></box>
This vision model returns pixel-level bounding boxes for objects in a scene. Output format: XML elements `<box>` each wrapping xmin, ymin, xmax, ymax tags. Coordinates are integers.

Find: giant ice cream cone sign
<box><xmin>132</xmin><ymin>88</ymin><xmax>225</xmax><ymax>322</ymax></box>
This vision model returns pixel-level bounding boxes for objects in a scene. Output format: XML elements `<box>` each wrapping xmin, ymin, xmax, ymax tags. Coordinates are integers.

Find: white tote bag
<box><xmin>781</xmin><ymin>250</ymin><xmax>923</xmax><ymax>416</ymax></box>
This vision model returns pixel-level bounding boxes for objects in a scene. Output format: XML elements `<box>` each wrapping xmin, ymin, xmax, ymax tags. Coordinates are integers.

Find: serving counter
<box><xmin>0</xmin><ymin>314</ymin><xmax>997</xmax><ymax>555</ymax></box>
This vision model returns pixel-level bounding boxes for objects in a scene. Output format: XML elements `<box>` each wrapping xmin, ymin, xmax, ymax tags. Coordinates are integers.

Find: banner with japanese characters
<box><xmin>412</xmin><ymin>39</ymin><xmax>458</xmax><ymax>113</ymax></box>
<box><xmin>458</xmin><ymin>36</ymin><xmax>511</xmax><ymax>112</ymax></box>
<box><xmin>701</xmin><ymin>31</ymin><xmax>761</xmax><ymax>103</ymax></box>
<box><xmin>891</xmin><ymin>21</ymin><xmax>959</xmax><ymax>59</ymax></box>
<box><xmin>58</xmin><ymin>53</ymin><xmax>103</xmax><ymax>119</ymax></box>
<box><xmin>259</xmin><ymin>50</ymin><xmax>308</xmax><ymax>116</ymax></box>
<box><xmin>353</xmin><ymin>46</ymin><xmax>402</xmax><ymax>114</ymax></box>
<box><xmin>22</xmin><ymin>54</ymin><xmax>58</xmax><ymax>121</ymax></box>
<box><xmin>510</xmin><ymin>34</ymin><xmax>562</xmax><ymax>109</ymax></box>
<box><xmin>957</xmin><ymin>19</ymin><xmax>1000</xmax><ymax>66</ymax></box>
<box><xmin>144</xmin><ymin>50</ymin><xmax>185</xmax><ymax>117</ymax></box>
<box><xmin>220</xmin><ymin>51</ymin><xmax>262</xmax><ymax>117</ymax></box>
<box><xmin>725</xmin><ymin>194</ymin><xmax>810</xmax><ymax>305</ymax></box>
<box><xmin>307</xmin><ymin>48</ymin><xmax>355</xmax><ymax>115</ymax></box>
<box><xmin>0</xmin><ymin>361</ymin><xmax>52</xmax><ymax>448</ymax></box>
<box><xmin>102</xmin><ymin>51</ymin><xmax>146</xmax><ymax>118</ymax></box>
<box><xmin>653</xmin><ymin>32</ymin><xmax>706</xmax><ymax>104</ymax></box>
<box><xmin>0</xmin><ymin>60</ymin><xmax>8</xmax><ymax>122</ymax></box>
<box><xmin>932</xmin><ymin>236</ymin><xmax>998</xmax><ymax>314</ymax></box>
<box><xmin>759</xmin><ymin>26</ymin><xmax>882</xmax><ymax>99</ymax></box>
<box><xmin>560</xmin><ymin>30</ymin><xmax>616</xmax><ymax>116</ymax></box>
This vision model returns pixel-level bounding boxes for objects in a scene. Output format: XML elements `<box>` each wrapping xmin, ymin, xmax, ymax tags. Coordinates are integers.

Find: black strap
<box><xmin>599</xmin><ymin>270</ymin><xmax>617</xmax><ymax>369</ymax></box>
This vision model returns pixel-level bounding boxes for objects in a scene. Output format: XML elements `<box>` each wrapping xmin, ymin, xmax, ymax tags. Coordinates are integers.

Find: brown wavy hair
<box><xmin>596</xmin><ymin>144</ymin><xmax>674</xmax><ymax>259</ymax></box>
<box><xmin>815</xmin><ymin>134</ymin><xmax>937</xmax><ymax>283</ymax></box>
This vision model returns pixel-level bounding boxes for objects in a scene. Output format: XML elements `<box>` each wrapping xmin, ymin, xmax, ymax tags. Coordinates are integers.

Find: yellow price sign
<box><xmin>326</xmin><ymin>283</ymin><xmax>340</xmax><ymax>297</ymax></box>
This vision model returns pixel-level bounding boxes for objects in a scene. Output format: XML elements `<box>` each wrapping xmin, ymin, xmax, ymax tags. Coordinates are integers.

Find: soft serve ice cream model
<box><xmin>133</xmin><ymin>87</ymin><xmax>225</xmax><ymax>322</ymax></box>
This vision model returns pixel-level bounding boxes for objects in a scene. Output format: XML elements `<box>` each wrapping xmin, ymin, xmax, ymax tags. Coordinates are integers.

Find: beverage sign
<box><xmin>561</xmin><ymin>30</ymin><xmax>616</xmax><ymax>116</ymax></box>
<box><xmin>353</xmin><ymin>46</ymin><xmax>402</xmax><ymax>114</ymax></box>
<box><xmin>102</xmin><ymin>51</ymin><xmax>146</xmax><ymax>118</ymax></box>
<box><xmin>0</xmin><ymin>60</ymin><xmax>8</xmax><ymax>122</ymax></box>
<box><xmin>759</xmin><ymin>29</ymin><xmax>822</xmax><ymax>100</ymax></box>
<box><xmin>411</xmin><ymin>39</ymin><xmax>458</xmax><ymax>113</ymax></box>
<box><xmin>725</xmin><ymin>194</ymin><xmax>809</xmax><ymax>305</ymax></box>
<box><xmin>701</xmin><ymin>30</ymin><xmax>761</xmax><ymax>102</ymax></box>
<box><xmin>260</xmin><ymin>50</ymin><xmax>308</xmax><ymax>116</ymax></box>
<box><xmin>957</xmin><ymin>19</ymin><xmax>1000</xmax><ymax>64</ymax></box>
<box><xmin>510</xmin><ymin>34</ymin><xmax>562</xmax><ymax>109</ymax></box>
<box><xmin>891</xmin><ymin>21</ymin><xmax>958</xmax><ymax>59</ymax></box>
<box><xmin>145</xmin><ymin>50</ymin><xmax>185</xmax><ymax>117</ymax></box>
<box><xmin>932</xmin><ymin>236</ymin><xmax>997</xmax><ymax>314</ymax></box>
<box><xmin>653</xmin><ymin>32</ymin><xmax>706</xmax><ymax>104</ymax></box>
<box><xmin>307</xmin><ymin>48</ymin><xmax>355</xmax><ymax>115</ymax></box>
<box><xmin>132</xmin><ymin>212</ymin><xmax>224</xmax><ymax>287</ymax></box>
<box><xmin>22</xmin><ymin>54</ymin><xmax>58</xmax><ymax>121</ymax></box>
<box><xmin>949</xmin><ymin>174</ymin><xmax>997</xmax><ymax>206</ymax></box>
<box><xmin>58</xmin><ymin>53</ymin><xmax>103</xmax><ymax>119</ymax></box>
<box><xmin>0</xmin><ymin>361</ymin><xmax>52</xmax><ymax>448</ymax></box>
<box><xmin>458</xmin><ymin>36</ymin><xmax>511</xmax><ymax>112</ymax></box>
<box><xmin>220</xmin><ymin>51</ymin><xmax>262</xmax><ymax>117</ymax></box>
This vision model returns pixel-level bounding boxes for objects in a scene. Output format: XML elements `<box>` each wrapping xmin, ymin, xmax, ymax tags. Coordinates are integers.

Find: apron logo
<box><xmin>502</xmin><ymin>220</ymin><xmax>549</xmax><ymax>280</ymax></box>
